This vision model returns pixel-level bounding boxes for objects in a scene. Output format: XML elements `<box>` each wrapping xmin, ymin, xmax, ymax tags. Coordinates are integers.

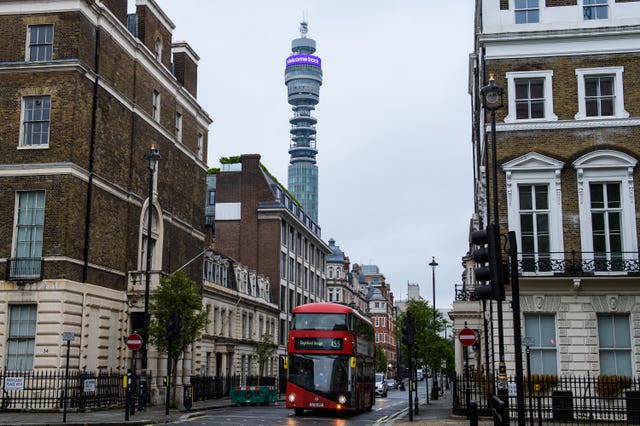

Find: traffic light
<box><xmin>471</xmin><ymin>224</ymin><xmax>504</xmax><ymax>301</ymax></box>
<box><xmin>402</xmin><ymin>313</ymin><xmax>415</xmax><ymax>346</ymax></box>
<box><xmin>166</xmin><ymin>311</ymin><xmax>181</xmax><ymax>341</ymax></box>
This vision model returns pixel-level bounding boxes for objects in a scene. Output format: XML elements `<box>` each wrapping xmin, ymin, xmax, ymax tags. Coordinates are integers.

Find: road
<box><xmin>172</xmin><ymin>382</ymin><xmax>430</xmax><ymax>425</ymax></box>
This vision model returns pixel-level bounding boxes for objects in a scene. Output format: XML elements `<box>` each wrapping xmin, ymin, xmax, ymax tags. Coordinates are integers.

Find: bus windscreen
<box><xmin>291</xmin><ymin>313</ymin><xmax>347</xmax><ymax>330</ymax></box>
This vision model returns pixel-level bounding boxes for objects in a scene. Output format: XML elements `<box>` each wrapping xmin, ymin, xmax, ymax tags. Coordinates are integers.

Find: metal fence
<box><xmin>190</xmin><ymin>375</ymin><xmax>277</xmax><ymax>402</ymax></box>
<box><xmin>1</xmin><ymin>370</ymin><xmax>134</xmax><ymax>411</ymax></box>
<box><xmin>453</xmin><ymin>374</ymin><xmax>640</xmax><ymax>424</ymax></box>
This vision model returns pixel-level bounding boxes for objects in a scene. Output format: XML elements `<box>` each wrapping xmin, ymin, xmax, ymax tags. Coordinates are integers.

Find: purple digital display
<box><xmin>286</xmin><ymin>54</ymin><xmax>322</xmax><ymax>68</ymax></box>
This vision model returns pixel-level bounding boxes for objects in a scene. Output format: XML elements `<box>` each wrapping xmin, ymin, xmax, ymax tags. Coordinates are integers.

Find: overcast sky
<box><xmin>153</xmin><ymin>0</ymin><xmax>475</xmax><ymax>309</ymax></box>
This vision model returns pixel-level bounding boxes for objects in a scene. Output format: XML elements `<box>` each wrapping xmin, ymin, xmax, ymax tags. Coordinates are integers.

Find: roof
<box><xmin>326</xmin><ymin>238</ymin><xmax>345</xmax><ymax>263</ymax></box>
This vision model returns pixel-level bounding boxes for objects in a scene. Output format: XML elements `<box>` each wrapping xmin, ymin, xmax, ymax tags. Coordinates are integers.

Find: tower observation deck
<box><xmin>285</xmin><ymin>21</ymin><xmax>322</xmax><ymax>222</ymax></box>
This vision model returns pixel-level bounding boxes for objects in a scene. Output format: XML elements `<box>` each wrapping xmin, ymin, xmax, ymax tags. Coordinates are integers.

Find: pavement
<box><xmin>0</xmin><ymin>389</ymin><xmax>491</xmax><ymax>425</ymax></box>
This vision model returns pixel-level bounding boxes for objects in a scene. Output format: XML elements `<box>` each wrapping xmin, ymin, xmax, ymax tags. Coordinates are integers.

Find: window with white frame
<box><xmin>13</xmin><ymin>191</ymin><xmax>45</xmax><ymax>278</ymax></box>
<box><xmin>175</xmin><ymin>111</ymin><xmax>182</xmax><ymax>142</ymax></box>
<box><xmin>381</xmin><ymin>317</ymin><xmax>386</xmax><ymax>328</ymax></box>
<box><xmin>21</xmin><ymin>96</ymin><xmax>51</xmax><ymax>147</ymax></box>
<box><xmin>503</xmin><ymin>152</ymin><xmax>564</xmax><ymax>274</ymax></box>
<box><xmin>505</xmin><ymin>71</ymin><xmax>557</xmax><ymax>123</ymax></box>
<box><xmin>575</xmin><ymin>67</ymin><xmax>628</xmax><ymax>120</ymax></box>
<box><xmin>524</xmin><ymin>314</ymin><xmax>557</xmax><ymax>374</ymax></box>
<box><xmin>583</xmin><ymin>0</ymin><xmax>608</xmax><ymax>20</ymax></box>
<box><xmin>515</xmin><ymin>0</ymin><xmax>539</xmax><ymax>24</ymax></box>
<box><xmin>140</xmin><ymin>204</ymin><xmax>160</xmax><ymax>272</ymax></box>
<box><xmin>573</xmin><ymin>150</ymin><xmax>637</xmax><ymax>272</ymax></box>
<box><xmin>6</xmin><ymin>304</ymin><xmax>37</xmax><ymax>370</ymax></box>
<box><xmin>152</xmin><ymin>90</ymin><xmax>160</xmax><ymax>121</ymax></box>
<box><xmin>27</xmin><ymin>24</ymin><xmax>53</xmax><ymax>61</ymax></box>
<box><xmin>598</xmin><ymin>314</ymin><xmax>631</xmax><ymax>376</ymax></box>
<box><xmin>374</xmin><ymin>317</ymin><xmax>379</xmax><ymax>327</ymax></box>
<box><xmin>519</xmin><ymin>185</ymin><xmax>551</xmax><ymax>272</ymax></box>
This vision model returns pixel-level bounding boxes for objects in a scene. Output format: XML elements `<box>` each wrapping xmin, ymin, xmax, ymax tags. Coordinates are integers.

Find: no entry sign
<box><xmin>458</xmin><ymin>328</ymin><xmax>477</xmax><ymax>347</ymax></box>
<box><xmin>126</xmin><ymin>333</ymin><xmax>143</xmax><ymax>351</ymax></box>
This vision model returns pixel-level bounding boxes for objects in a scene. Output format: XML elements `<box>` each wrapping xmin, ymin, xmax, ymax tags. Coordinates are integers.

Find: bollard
<box><xmin>469</xmin><ymin>399</ymin><xmax>478</xmax><ymax>426</ymax></box>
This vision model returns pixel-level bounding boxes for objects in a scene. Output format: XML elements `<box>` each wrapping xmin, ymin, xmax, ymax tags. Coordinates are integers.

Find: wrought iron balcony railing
<box><xmin>5</xmin><ymin>257</ymin><xmax>43</xmax><ymax>281</ymax></box>
<box><xmin>518</xmin><ymin>251</ymin><xmax>640</xmax><ymax>275</ymax></box>
<box><xmin>455</xmin><ymin>284</ymin><xmax>478</xmax><ymax>302</ymax></box>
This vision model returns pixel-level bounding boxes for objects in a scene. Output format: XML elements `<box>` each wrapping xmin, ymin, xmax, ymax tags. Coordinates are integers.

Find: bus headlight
<box><xmin>288</xmin><ymin>393</ymin><xmax>296</xmax><ymax>403</ymax></box>
<box><xmin>338</xmin><ymin>395</ymin><xmax>347</xmax><ymax>404</ymax></box>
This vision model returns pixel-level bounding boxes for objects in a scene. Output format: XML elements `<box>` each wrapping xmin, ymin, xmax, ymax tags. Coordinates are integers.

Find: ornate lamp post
<box><xmin>429</xmin><ymin>256</ymin><xmax>439</xmax><ymax>399</ymax></box>
<box><xmin>141</xmin><ymin>144</ymin><xmax>160</xmax><ymax>406</ymax></box>
<box><xmin>480</xmin><ymin>74</ymin><xmax>509</xmax><ymax>407</ymax></box>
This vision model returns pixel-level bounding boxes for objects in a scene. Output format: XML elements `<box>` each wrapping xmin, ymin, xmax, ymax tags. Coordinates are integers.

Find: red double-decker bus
<box><xmin>285</xmin><ymin>302</ymin><xmax>375</xmax><ymax>415</ymax></box>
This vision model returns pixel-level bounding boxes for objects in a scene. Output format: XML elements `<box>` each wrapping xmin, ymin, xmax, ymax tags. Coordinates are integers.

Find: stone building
<box><xmin>452</xmin><ymin>0</ymin><xmax>640</xmax><ymax>378</ymax></box>
<box><xmin>0</xmin><ymin>0</ymin><xmax>211</xmax><ymax>396</ymax></box>
<box><xmin>197</xmin><ymin>251</ymin><xmax>279</xmax><ymax>384</ymax></box>
<box><xmin>326</xmin><ymin>238</ymin><xmax>367</xmax><ymax>310</ymax></box>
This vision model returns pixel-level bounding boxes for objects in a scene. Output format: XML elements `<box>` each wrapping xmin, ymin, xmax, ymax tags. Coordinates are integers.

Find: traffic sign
<box><xmin>126</xmin><ymin>333</ymin><xmax>143</xmax><ymax>351</ymax></box>
<box><xmin>458</xmin><ymin>328</ymin><xmax>477</xmax><ymax>346</ymax></box>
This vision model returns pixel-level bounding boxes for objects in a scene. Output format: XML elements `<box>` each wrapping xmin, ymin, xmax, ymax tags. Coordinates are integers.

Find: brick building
<box><xmin>0</xmin><ymin>0</ymin><xmax>211</xmax><ymax>393</ymax></box>
<box><xmin>210</xmin><ymin>154</ymin><xmax>330</xmax><ymax>357</ymax></box>
<box><xmin>452</xmin><ymin>0</ymin><xmax>640</xmax><ymax>378</ymax></box>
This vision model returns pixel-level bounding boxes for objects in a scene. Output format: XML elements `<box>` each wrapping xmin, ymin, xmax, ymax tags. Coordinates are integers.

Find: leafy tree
<box><xmin>375</xmin><ymin>345</ymin><xmax>388</xmax><ymax>372</ymax></box>
<box><xmin>148</xmin><ymin>271</ymin><xmax>209</xmax><ymax>403</ymax></box>
<box><xmin>397</xmin><ymin>299</ymin><xmax>454</xmax><ymax>383</ymax></box>
<box><xmin>256</xmin><ymin>333</ymin><xmax>277</xmax><ymax>385</ymax></box>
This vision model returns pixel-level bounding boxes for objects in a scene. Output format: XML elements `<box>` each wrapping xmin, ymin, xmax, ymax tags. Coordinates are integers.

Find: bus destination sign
<box><xmin>295</xmin><ymin>337</ymin><xmax>343</xmax><ymax>351</ymax></box>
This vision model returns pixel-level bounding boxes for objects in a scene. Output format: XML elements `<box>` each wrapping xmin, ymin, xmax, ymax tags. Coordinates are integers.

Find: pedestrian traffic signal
<box><xmin>471</xmin><ymin>224</ymin><xmax>504</xmax><ymax>301</ymax></box>
<box><xmin>402</xmin><ymin>313</ymin><xmax>415</xmax><ymax>346</ymax></box>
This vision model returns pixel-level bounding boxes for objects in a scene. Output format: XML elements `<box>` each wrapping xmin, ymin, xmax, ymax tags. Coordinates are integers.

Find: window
<box><xmin>21</xmin><ymin>96</ymin><xmax>51</xmax><ymax>147</ymax></box>
<box><xmin>574</xmin><ymin>150</ymin><xmax>637</xmax><ymax>272</ymax></box>
<box><xmin>515</xmin><ymin>78</ymin><xmax>544</xmax><ymax>119</ymax></box>
<box><xmin>197</xmin><ymin>133</ymin><xmax>204</xmax><ymax>160</ymax></box>
<box><xmin>519</xmin><ymin>185</ymin><xmax>551</xmax><ymax>272</ymax></box>
<box><xmin>505</xmin><ymin>71</ymin><xmax>557</xmax><ymax>123</ymax></box>
<box><xmin>590</xmin><ymin>183</ymin><xmax>622</xmax><ymax>271</ymax></box>
<box><xmin>598</xmin><ymin>314</ymin><xmax>631</xmax><ymax>376</ymax></box>
<box><xmin>515</xmin><ymin>0</ymin><xmax>539</xmax><ymax>24</ymax></box>
<box><xmin>152</xmin><ymin>90</ymin><xmax>160</xmax><ymax>121</ymax></box>
<box><xmin>13</xmin><ymin>191</ymin><xmax>45</xmax><ymax>278</ymax></box>
<box><xmin>27</xmin><ymin>24</ymin><xmax>53</xmax><ymax>61</ymax></box>
<box><xmin>504</xmin><ymin>152</ymin><xmax>565</xmax><ymax>274</ymax></box>
<box><xmin>524</xmin><ymin>314</ymin><xmax>557</xmax><ymax>374</ymax></box>
<box><xmin>154</xmin><ymin>37</ymin><xmax>162</xmax><ymax>61</ymax></box>
<box><xmin>207</xmin><ymin>190</ymin><xmax>215</xmax><ymax>206</ymax></box>
<box><xmin>175</xmin><ymin>112</ymin><xmax>182</xmax><ymax>142</ymax></box>
<box><xmin>381</xmin><ymin>317</ymin><xmax>386</xmax><ymax>328</ymax></box>
<box><xmin>6</xmin><ymin>304</ymin><xmax>37</xmax><ymax>370</ymax></box>
<box><xmin>584</xmin><ymin>0</ymin><xmax>607</xmax><ymax>20</ymax></box>
<box><xmin>575</xmin><ymin>67</ymin><xmax>628</xmax><ymax>120</ymax></box>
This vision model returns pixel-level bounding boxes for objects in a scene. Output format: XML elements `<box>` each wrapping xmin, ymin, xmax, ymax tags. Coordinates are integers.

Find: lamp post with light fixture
<box><xmin>429</xmin><ymin>256</ymin><xmax>439</xmax><ymax>400</ymax></box>
<box><xmin>140</xmin><ymin>144</ymin><xmax>160</xmax><ymax>409</ymax></box>
<box><xmin>480</xmin><ymin>74</ymin><xmax>509</xmax><ymax>412</ymax></box>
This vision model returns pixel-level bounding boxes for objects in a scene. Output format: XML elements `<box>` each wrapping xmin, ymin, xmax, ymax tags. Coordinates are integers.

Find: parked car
<box><xmin>385</xmin><ymin>378</ymin><xmax>398</xmax><ymax>389</ymax></box>
<box><xmin>375</xmin><ymin>373</ymin><xmax>388</xmax><ymax>397</ymax></box>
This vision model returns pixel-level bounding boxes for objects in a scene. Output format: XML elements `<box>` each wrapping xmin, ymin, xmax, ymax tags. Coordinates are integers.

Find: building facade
<box><xmin>0</xmin><ymin>0</ymin><xmax>211</xmax><ymax>395</ymax></box>
<box><xmin>326</xmin><ymin>238</ymin><xmax>367</xmax><ymax>310</ymax></box>
<box><xmin>210</xmin><ymin>154</ymin><xmax>330</xmax><ymax>357</ymax></box>
<box><xmin>452</xmin><ymin>0</ymin><xmax>640</xmax><ymax>378</ymax></box>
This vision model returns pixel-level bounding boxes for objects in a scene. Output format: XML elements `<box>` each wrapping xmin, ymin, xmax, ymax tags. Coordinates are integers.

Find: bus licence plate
<box><xmin>309</xmin><ymin>402</ymin><xmax>324</xmax><ymax>407</ymax></box>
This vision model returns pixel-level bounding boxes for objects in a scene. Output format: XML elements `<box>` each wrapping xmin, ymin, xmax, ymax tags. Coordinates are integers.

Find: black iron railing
<box><xmin>453</xmin><ymin>374</ymin><xmax>640</xmax><ymax>424</ymax></box>
<box><xmin>518</xmin><ymin>251</ymin><xmax>640</xmax><ymax>275</ymax></box>
<box><xmin>5</xmin><ymin>258</ymin><xmax>43</xmax><ymax>281</ymax></box>
<box><xmin>454</xmin><ymin>284</ymin><xmax>478</xmax><ymax>302</ymax></box>
<box><xmin>0</xmin><ymin>370</ymin><xmax>141</xmax><ymax>411</ymax></box>
<box><xmin>190</xmin><ymin>375</ymin><xmax>277</xmax><ymax>401</ymax></box>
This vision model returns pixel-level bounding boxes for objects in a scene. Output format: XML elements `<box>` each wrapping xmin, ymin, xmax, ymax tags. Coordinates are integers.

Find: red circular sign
<box><xmin>458</xmin><ymin>328</ymin><xmax>477</xmax><ymax>346</ymax></box>
<box><xmin>126</xmin><ymin>333</ymin><xmax>143</xmax><ymax>351</ymax></box>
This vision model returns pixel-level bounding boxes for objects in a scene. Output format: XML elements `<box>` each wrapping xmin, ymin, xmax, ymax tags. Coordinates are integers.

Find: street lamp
<box><xmin>480</xmin><ymin>74</ymin><xmax>508</xmax><ymax>406</ymax></box>
<box><xmin>428</xmin><ymin>256</ymin><xmax>439</xmax><ymax>399</ymax></box>
<box><xmin>141</xmin><ymin>144</ymin><xmax>160</xmax><ymax>405</ymax></box>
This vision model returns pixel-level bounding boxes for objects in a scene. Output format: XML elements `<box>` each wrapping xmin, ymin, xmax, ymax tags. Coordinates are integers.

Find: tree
<box><xmin>148</xmin><ymin>271</ymin><xmax>209</xmax><ymax>404</ymax></box>
<box><xmin>375</xmin><ymin>344</ymin><xmax>388</xmax><ymax>372</ymax></box>
<box><xmin>256</xmin><ymin>333</ymin><xmax>277</xmax><ymax>385</ymax></box>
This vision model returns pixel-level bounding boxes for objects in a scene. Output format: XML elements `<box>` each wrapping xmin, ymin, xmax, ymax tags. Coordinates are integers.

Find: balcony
<box><xmin>518</xmin><ymin>251</ymin><xmax>640</xmax><ymax>275</ymax></box>
<box><xmin>5</xmin><ymin>258</ymin><xmax>43</xmax><ymax>281</ymax></box>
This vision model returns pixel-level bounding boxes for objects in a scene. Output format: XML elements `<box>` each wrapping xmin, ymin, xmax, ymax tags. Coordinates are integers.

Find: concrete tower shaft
<box><xmin>285</xmin><ymin>21</ymin><xmax>322</xmax><ymax>221</ymax></box>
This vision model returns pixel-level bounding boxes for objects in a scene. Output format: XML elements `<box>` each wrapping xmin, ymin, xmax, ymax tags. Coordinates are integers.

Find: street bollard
<box><xmin>469</xmin><ymin>399</ymin><xmax>478</xmax><ymax>426</ymax></box>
